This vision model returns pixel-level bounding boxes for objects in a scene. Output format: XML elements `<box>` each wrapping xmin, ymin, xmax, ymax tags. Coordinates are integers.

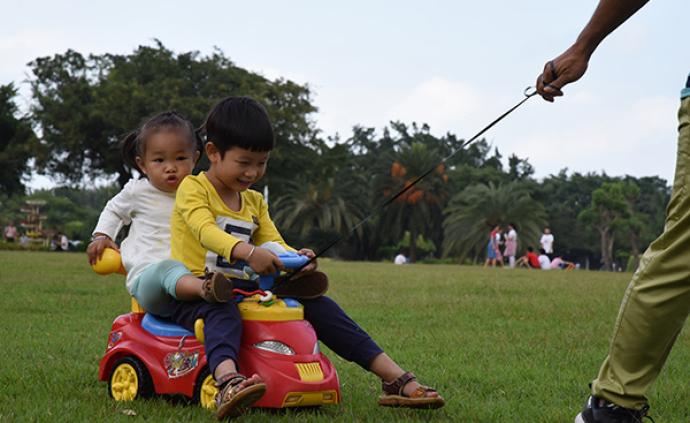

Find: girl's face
<box><xmin>205</xmin><ymin>144</ymin><xmax>269</xmax><ymax>194</ymax></box>
<box><xmin>136</xmin><ymin>129</ymin><xmax>199</xmax><ymax>193</ymax></box>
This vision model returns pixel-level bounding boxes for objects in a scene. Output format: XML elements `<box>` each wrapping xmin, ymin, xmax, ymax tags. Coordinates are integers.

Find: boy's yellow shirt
<box><xmin>171</xmin><ymin>172</ymin><xmax>293</xmax><ymax>278</ymax></box>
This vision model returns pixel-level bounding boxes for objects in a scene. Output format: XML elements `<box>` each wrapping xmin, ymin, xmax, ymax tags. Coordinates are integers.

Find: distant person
<box><xmin>4</xmin><ymin>222</ymin><xmax>18</xmax><ymax>243</ymax></box>
<box><xmin>538</xmin><ymin>248</ymin><xmax>551</xmax><ymax>270</ymax></box>
<box><xmin>484</xmin><ymin>225</ymin><xmax>501</xmax><ymax>267</ymax></box>
<box><xmin>550</xmin><ymin>256</ymin><xmax>576</xmax><ymax>271</ymax></box>
<box><xmin>535</xmin><ymin>0</ymin><xmax>683</xmax><ymax>421</ymax></box>
<box><xmin>540</xmin><ymin>227</ymin><xmax>554</xmax><ymax>257</ymax></box>
<box><xmin>504</xmin><ymin>223</ymin><xmax>518</xmax><ymax>268</ymax></box>
<box><xmin>494</xmin><ymin>228</ymin><xmax>504</xmax><ymax>267</ymax></box>
<box><xmin>60</xmin><ymin>234</ymin><xmax>69</xmax><ymax>251</ymax></box>
<box><xmin>516</xmin><ymin>246</ymin><xmax>540</xmax><ymax>269</ymax></box>
<box><xmin>394</xmin><ymin>251</ymin><xmax>408</xmax><ymax>265</ymax></box>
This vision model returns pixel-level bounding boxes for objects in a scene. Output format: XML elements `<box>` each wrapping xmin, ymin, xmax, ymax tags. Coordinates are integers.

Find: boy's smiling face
<box><xmin>206</xmin><ymin>143</ymin><xmax>269</xmax><ymax>193</ymax></box>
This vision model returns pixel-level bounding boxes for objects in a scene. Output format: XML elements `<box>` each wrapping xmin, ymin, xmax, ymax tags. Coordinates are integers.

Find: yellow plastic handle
<box><xmin>92</xmin><ymin>247</ymin><xmax>126</xmax><ymax>275</ymax></box>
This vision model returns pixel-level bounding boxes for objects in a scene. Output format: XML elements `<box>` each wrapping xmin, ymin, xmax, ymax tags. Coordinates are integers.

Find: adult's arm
<box><xmin>536</xmin><ymin>0</ymin><xmax>649</xmax><ymax>102</ymax></box>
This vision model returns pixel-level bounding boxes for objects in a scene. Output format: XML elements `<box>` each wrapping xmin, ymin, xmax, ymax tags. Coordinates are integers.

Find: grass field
<box><xmin>0</xmin><ymin>251</ymin><xmax>688</xmax><ymax>422</ymax></box>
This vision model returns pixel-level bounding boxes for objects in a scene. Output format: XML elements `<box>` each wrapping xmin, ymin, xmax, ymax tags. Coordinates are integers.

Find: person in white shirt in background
<box><xmin>504</xmin><ymin>223</ymin><xmax>518</xmax><ymax>268</ymax></box>
<box><xmin>538</xmin><ymin>248</ymin><xmax>551</xmax><ymax>270</ymax></box>
<box><xmin>394</xmin><ymin>250</ymin><xmax>408</xmax><ymax>265</ymax></box>
<box><xmin>540</xmin><ymin>227</ymin><xmax>554</xmax><ymax>257</ymax></box>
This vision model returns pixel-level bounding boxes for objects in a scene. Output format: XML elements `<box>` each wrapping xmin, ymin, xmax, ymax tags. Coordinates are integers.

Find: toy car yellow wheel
<box><xmin>193</xmin><ymin>367</ymin><xmax>218</xmax><ymax>410</ymax></box>
<box><xmin>108</xmin><ymin>357</ymin><xmax>153</xmax><ymax>401</ymax></box>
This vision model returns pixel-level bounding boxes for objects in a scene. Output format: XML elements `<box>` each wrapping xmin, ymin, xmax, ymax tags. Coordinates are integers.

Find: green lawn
<box><xmin>0</xmin><ymin>251</ymin><xmax>688</xmax><ymax>422</ymax></box>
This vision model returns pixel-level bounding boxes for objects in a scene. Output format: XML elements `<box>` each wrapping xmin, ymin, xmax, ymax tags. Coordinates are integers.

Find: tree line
<box><xmin>0</xmin><ymin>42</ymin><xmax>670</xmax><ymax>270</ymax></box>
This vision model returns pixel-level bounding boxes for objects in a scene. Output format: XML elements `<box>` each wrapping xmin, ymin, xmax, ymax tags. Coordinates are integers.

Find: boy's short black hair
<box><xmin>201</xmin><ymin>96</ymin><xmax>274</xmax><ymax>156</ymax></box>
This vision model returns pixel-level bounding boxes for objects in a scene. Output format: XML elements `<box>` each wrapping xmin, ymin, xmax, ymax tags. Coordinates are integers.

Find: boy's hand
<box><xmin>87</xmin><ymin>235</ymin><xmax>119</xmax><ymax>265</ymax></box>
<box><xmin>247</xmin><ymin>246</ymin><xmax>285</xmax><ymax>275</ymax></box>
<box><xmin>297</xmin><ymin>248</ymin><xmax>317</xmax><ymax>272</ymax></box>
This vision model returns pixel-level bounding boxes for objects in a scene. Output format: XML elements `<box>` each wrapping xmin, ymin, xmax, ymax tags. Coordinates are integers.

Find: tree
<box><xmin>507</xmin><ymin>154</ymin><xmax>535</xmax><ymax>180</ymax></box>
<box><xmin>0</xmin><ymin>83</ymin><xmax>36</xmax><ymax>195</ymax></box>
<box><xmin>578</xmin><ymin>181</ymin><xmax>630</xmax><ymax>271</ymax></box>
<box><xmin>28</xmin><ymin>42</ymin><xmax>318</xmax><ymax>191</ymax></box>
<box><xmin>537</xmin><ymin>170</ymin><xmax>609</xmax><ymax>265</ymax></box>
<box><xmin>271</xmin><ymin>174</ymin><xmax>365</xmax><ymax>254</ymax></box>
<box><xmin>373</xmin><ymin>130</ymin><xmax>450</xmax><ymax>262</ymax></box>
<box><xmin>443</xmin><ymin>182</ymin><xmax>547</xmax><ymax>262</ymax></box>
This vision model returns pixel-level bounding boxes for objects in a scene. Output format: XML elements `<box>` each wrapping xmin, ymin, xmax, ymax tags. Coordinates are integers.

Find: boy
<box><xmin>170</xmin><ymin>96</ymin><xmax>444</xmax><ymax>419</ymax></box>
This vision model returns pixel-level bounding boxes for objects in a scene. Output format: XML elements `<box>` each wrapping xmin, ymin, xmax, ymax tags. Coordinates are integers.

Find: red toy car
<box><xmin>97</xmin><ymin>251</ymin><xmax>340</xmax><ymax>410</ymax></box>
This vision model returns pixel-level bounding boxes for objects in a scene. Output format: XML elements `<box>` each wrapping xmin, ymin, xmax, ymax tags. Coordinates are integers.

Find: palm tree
<box><xmin>374</xmin><ymin>142</ymin><xmax>449</xmax><ymax>262</ymax></box>
<box><xmin>271</xmin><ymin>173</ymin><xmax>366</xmax><ymax>255</ymax></box>
<box><xmin>443</xmin><ymin>182</ymin><xmax>546</xmax><ymax>262</ymax></box>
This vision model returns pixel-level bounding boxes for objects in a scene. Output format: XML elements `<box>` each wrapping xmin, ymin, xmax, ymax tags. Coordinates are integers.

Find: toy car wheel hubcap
<box><xmin>200</xmin><ymin>374</ymin><xmax>218</xmax><ymax>409</ymax></box>
<box><xmin>111</xmin><ymin>363</ymin><xmax>139</xmax><ymax>401</ymax></box>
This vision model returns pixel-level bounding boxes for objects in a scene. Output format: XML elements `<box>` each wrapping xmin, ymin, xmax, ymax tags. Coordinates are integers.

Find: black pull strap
<box><xmin>290</xmin><ymin>87</ymin><xmax>538</xmax><ymax>276</ymax></box>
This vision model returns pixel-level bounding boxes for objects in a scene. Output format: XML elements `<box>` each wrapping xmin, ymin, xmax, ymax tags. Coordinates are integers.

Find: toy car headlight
<box><xmin>107</xmin><ymin>331</ymin><xmax>123</xmax><ymax>349</ymax></box>
<box><xmin>254</xmin><ymin>340</ymin><xmax>295</xmax><ymax>355</ymax></box>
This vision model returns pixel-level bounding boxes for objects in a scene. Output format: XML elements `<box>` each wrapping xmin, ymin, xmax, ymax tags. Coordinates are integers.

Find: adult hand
<box><xmin>536</xmin><ymin>45</ymin><xmax>590</xmax><ymax>102</ymax></box>
<box><xmin>297</xmin><ymin>248</ymin><xmax>318</xmax><ymax>272</ymax></box>
<box><xmin>87</xmin><ymin>236</ymin><xmax>119</xmax><ymax>265</ymax></box>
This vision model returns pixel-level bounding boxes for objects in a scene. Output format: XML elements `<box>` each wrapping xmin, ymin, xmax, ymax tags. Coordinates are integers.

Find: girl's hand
<box><xmin>87</xmin><ymin>235</ymin><xmax>119</xmax><ymax>265</ymax></box>
<box><xmin>297</xmin><ymin>248</ymin><xmax>317</xmax><ymax>272</ymax></box>
<box><xmin>247</xmin><ymin>246</ymin><xmax>285</xmax><ymax>275</ymax></box>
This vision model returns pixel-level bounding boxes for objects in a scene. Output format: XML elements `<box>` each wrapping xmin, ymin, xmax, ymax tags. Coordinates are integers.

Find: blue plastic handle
<box><xmin>278</xmin><ymin>253</ymin><xmax>309</xmax><ymax>269</ymax></box>
<box><xmin>257</xmin><ymin>253</ymin><xmax>309</xmax><ymax>290</ymax></box>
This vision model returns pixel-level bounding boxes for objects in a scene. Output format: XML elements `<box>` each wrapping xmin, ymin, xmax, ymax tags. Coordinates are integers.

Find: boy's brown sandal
<box><xmin>378</xmin><ymin>372</ymin><xmax>445</xmax><ymax>409</ymax></box>
<box><xmin>272</xmin><ymin>270</ymin><xmax>328</xmax><ymax>299</ymax></box>
<box><xmin>202</xmin><ymin>272</ymin><xmax>234</xmax><ymax>303</ymax></box>
<box><xmin>215</xmin><ymin>372</ymin><xmax>266</xmax><ymax>420</ymax></box>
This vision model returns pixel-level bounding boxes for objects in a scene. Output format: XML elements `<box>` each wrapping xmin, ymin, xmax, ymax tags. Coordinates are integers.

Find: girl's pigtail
<box><xmin>194</xmin><ymin>126</ymin><xmax>205</xmax><ymax>159</ymax></box>
<box><xmin>120</xmin><ymin>131</ymin><xmax>142</xmax><ymax>176</ymax></box>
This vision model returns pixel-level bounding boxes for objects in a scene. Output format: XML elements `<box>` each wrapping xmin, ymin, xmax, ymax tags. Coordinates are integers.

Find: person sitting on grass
<box><xmin>538</xmin><ymin>248</ymin><xmax>551</xmax><ymax>270</ymax></box>
<box><xmin>550</xmin><ymin>256</ymin><xmax>577</xmax><ymax>270</ymax></box>
<box><xmin>516</xmin><ymin>246</ymin><xmax>541</xmax><ymax>269</ymax></box>
<box><xmin>170</xmin><ymin>96</ymin><xmax>445</xmax><ymax>419</ymax></box>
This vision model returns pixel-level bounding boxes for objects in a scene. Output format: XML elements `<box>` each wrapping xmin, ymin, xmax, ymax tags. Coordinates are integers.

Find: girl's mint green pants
<box><xmin>591</xmin><ymin>96</ymin><xmax>690</xmax><ymax>409</ymax></box>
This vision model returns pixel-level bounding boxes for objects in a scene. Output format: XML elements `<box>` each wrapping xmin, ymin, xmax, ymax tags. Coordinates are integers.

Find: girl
<box><xmin>484</xmin><ymin>225</ymin><xmax>501</xmax><ymax>267</ymax></box>
<box><xmin>87</xmin><ymin>111</ymin><xmax>234</xmax><ymax>318</ymax></box>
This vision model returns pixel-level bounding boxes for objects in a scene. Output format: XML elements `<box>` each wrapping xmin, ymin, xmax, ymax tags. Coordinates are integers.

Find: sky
<box><xmin>2</xmin><ymin>0</ymin><xmax>687</xmax><ymax>189</ymax></box>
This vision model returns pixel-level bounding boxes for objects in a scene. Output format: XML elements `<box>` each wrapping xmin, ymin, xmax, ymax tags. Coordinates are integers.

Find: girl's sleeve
<box><xmin>175</xmin><ymin>177</ymin><xmax>244</xmax><ymax>263</ymax></box>
<box><xmin>92</xmin><ymin>180</ymin><xmax>135</xmax><ymax>240</ymax></box>
<box><xmin>253</xmin><ymin>195</ymin><xmax>296</xmax><ymax>252</ymax></box>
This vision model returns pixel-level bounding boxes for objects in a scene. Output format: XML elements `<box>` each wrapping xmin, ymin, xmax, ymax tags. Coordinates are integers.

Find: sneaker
<box><xmin>202</xmin><ymin>272</ymin><xmax>234</xmax><ymax>303</ymax></box>
<box><xmin>575</xmin><ymin>396</ymin><xmax>653</xmax><ymax>423</ymax></box>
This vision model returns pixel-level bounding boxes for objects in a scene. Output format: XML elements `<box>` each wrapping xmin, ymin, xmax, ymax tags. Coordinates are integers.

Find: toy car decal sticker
<box><xmin>164</xmin><ymin>351</ymin><xmax>199</xmax><ymax>379</ymax></box>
